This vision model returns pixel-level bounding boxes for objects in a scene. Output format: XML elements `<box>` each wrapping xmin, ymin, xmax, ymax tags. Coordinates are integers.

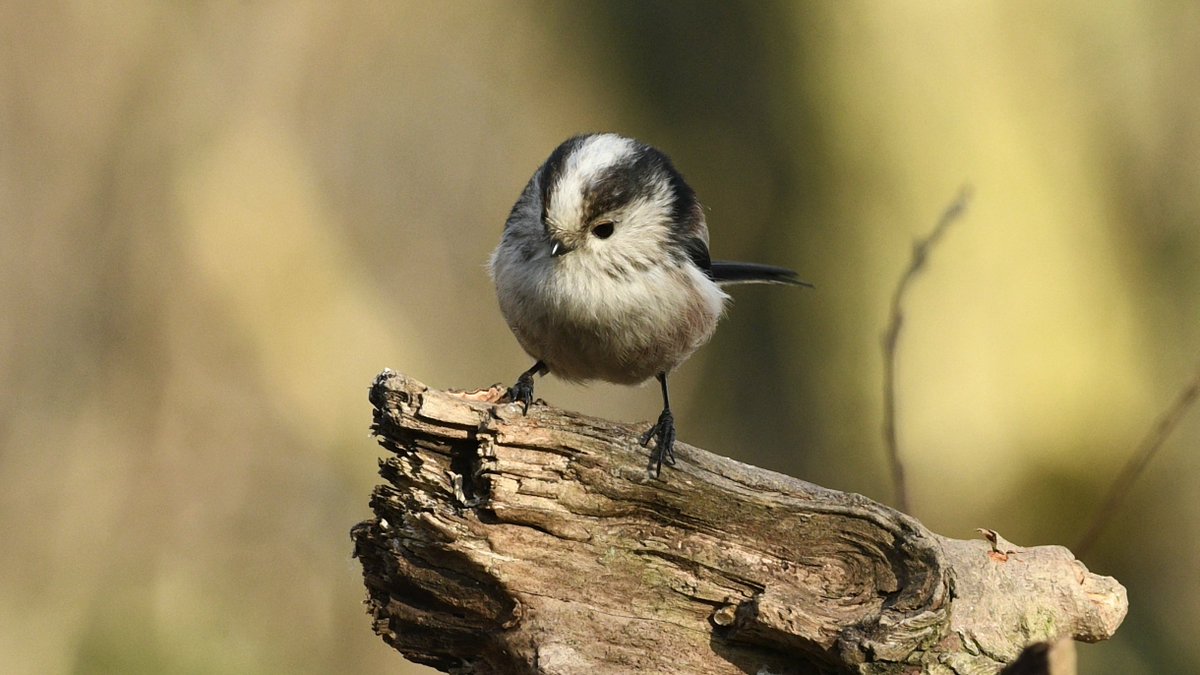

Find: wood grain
<box><xmin>352</xmin><ymin>370</ymin><xmax>1126</xmax><ymax>674</ymax></box>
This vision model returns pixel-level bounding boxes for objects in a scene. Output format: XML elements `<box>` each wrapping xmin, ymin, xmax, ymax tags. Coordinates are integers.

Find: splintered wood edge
<box><xmin>355</xmin><ymin>369</ymin><xmax>1128</xmax><ymax>673</ymax></box>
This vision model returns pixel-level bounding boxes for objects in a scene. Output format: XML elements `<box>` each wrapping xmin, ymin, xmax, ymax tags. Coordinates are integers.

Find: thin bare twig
<box><xmin>882</xmin><ymin>187</ymin><xmax>973</xmax><ymax>512</ymax></box>
<box><xmin>1076</xmin><ymin>361</ymin><xmax>1200</xmax><ymax>556</ymax></box>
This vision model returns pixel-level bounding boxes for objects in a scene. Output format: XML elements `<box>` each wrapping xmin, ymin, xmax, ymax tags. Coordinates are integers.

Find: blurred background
<box><xmin>2</xmin><ymin>2</ymin><xmax>1197</xmax><ymax>673</ymax></box>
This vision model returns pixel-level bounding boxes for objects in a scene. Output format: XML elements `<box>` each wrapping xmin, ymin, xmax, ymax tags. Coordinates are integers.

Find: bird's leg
<box><xmin>639</xmin><ymin>372</ymin><xmax>676</xmax><ymax>477</ymax></box>
<box><xmin>506</xmin><ymin>360</ymin><xmax>547</xmax><ymax>414</ymax></box>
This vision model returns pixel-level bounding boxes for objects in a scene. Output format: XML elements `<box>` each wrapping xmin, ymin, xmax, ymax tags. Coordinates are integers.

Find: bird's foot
<box><xmin>503</xmin><ymin>362</ymin><xmax>547</xmax><ymax>415</ymax></box>
<box><xmin>505</xmin><ymin>372</ymin><xmax>537</xmax><ymax>414</ymax></box>
<box><xmin>639</xmin><ymin>408</ymin><xmax>676</xmax><ymax>477</ymax></box>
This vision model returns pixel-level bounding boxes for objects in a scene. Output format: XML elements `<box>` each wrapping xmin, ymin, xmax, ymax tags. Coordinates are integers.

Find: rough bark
<box><xmin>351</xmin><ymin>370</ymin><xmax>1127</xmax><ymax>674</ymax></box>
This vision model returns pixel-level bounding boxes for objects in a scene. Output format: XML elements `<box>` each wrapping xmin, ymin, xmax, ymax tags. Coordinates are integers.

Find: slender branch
<box><xmin>1076</xmin><ymin>360</ymin><xmax>1200</xmax><ymax>556</ymax></box>
<box><xmin>881</xmin><ymin>187</ymin><xmax>973</xmax><ymax>511</ymax></box>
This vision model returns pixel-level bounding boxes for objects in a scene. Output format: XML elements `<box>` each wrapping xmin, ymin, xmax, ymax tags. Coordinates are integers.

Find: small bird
<box><xmin>489</xmin><ymin>133</ymin><xmax>810</xmax><ymax>476</ymax></box>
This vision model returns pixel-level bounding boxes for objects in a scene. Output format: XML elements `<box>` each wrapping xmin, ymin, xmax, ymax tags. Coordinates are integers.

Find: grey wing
<box><xmin>681</xmin><ymin>236</ymin><xmax>712</xmax><ymax>273</ymax></box>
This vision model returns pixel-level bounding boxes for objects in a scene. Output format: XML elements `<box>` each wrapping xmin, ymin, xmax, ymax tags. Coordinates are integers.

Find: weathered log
<box><xmin>351</xmin><ymin>370</ymin><xmax>1126</xmax><ymax>674</ymax></box>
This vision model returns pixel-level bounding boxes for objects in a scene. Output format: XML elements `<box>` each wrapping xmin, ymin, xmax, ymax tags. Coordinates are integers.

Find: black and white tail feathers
<box><xmin>708</xmin><ymin>261</ymin><xmax>814</xmax><ymax>288</ymax></box>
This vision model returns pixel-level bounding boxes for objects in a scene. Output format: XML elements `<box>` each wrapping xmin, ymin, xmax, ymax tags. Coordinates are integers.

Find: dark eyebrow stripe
<box><xmin>583</xmin><ymin>147</ymin><xmax>653</xmax><ymax>221</ymax></box>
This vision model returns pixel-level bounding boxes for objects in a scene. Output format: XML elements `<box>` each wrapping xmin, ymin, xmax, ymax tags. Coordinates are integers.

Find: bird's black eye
<box><xmin>591</xmin><ymin>221</ymin><xmax>615</xmax><ymax>239</ymax></box>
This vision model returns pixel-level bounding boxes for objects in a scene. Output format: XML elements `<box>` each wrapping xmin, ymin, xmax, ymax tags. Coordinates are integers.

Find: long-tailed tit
<box><xmin>489</xmin><ymin>133</ymin><xmax>811</xmax><ymax>477</ymax></box>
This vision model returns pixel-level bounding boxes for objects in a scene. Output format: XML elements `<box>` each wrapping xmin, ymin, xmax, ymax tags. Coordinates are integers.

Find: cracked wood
<box><xmin>352</xmin><ymin>370</ymin><xmax>1127</xmax><ymax>674</ymax></box>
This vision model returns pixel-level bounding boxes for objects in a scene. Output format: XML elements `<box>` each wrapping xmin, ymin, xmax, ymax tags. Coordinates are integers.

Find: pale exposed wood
<box><xmin>351</xmin><ymin>370</ymin><xmax>1127</xmax><ymax>674</ymax></box>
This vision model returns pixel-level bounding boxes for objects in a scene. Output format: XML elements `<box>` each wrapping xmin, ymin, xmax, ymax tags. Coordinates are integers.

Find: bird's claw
<box><xmin>640</xmin><ymin>409</ymin><xmax>676</xmax><ymax>477</ymax></box>
<box><xmin>506</xmin><ymin>373</ymin><xmax>537</xmax><ymax>415</ymax></box>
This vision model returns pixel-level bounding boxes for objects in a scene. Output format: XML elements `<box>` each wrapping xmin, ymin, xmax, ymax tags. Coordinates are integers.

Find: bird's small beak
<box><xmin>549</xmin><ymin>238</ymin><xmax>571</xmax><ymax>257</ymax></box>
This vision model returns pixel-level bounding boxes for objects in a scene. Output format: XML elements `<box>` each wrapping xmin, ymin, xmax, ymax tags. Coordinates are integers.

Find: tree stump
<box><xmin>351</xmin><ymin>370</ymin><xmax>1126</xmax><ymax>674</ymax></box>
